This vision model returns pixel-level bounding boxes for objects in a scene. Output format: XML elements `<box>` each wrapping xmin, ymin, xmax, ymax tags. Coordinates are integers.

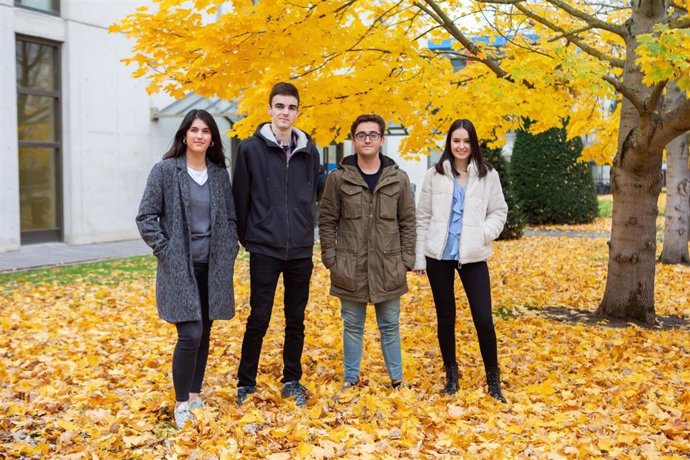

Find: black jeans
<box><xmin>237</xmin><ymin>253</ymin><xmax>313</xmax><ymax>387</ymax></box>
<box><xmin>173</xmin><ymin>263</ymin><xmax>212</xmax><ymax>402</ymax></box>
<box><xmin>425</xmin><ymin>258</ymin><xmax>498</xmax><ymax>372</ymax></box>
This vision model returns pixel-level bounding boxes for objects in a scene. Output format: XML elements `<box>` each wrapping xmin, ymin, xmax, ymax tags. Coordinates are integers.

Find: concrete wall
<box><xmin>0</xmin><ymin>0</ymin><xmax>20</xmax><ymax>251</ymax></box>
<box><xmin>0</xmin><ymin>0</ymin><xmax>177</xmax><ymax>252</ymax></box>
<box><xmin>60</xmin><ymin>5</ymin><xmax>173</xmax><ymax>244</ymax></box>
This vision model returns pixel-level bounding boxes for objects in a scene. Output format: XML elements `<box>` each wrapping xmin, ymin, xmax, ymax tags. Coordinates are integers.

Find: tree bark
<box><xmin>598</xmin><ymin>142</ymin><xmax>663</xmax><ymax>323</ymax></box>
<box><xmin>660</xmin><ymin>128</ymin><xmax>690</xmax><ymax>264</ymax></box>
<box><xmin>596</xmin><ymin>0</ymin><xmax>667</xmax><ymax>324</ymax></box>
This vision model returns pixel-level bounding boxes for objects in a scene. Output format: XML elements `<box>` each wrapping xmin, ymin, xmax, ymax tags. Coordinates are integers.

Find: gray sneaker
<box><xmin>236</xmin><ymin>385</ymin><xmax>256</xmax><ymax>406</ymax></box>
<box><xmin>173</xmin><ymin>402</ymin><xmax>195</xmax><ymax>429</ymax></box>
<box><xmin>340</xmin><ymin>380</ymin><xmax>358</xmax><ymax>391</ymax></box>
<box><xmin>281</xmin><ymin>381</ymin><xmax>308</xmax><ymax>407</ymax></box>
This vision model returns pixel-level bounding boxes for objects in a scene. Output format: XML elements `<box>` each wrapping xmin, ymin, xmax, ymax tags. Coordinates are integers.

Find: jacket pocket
<box><xmin>380</xmin><ymin>230</ymin><xmax>404</xmax><ymax>290</ymax></box>
<box><xmin>342</xmin><ymin>185</ymin><xmax>363</xmax><ymax>219</ymax></box>
<box><xmin>382</xmin><ymin>249</ymin><xmax>405</xmax><ymax>291</ymax></box>
<box><xmin>289</xmin><ymin>205</ymin><xmax>315</xmax><ymax>247</ymax></box>
<box><xmin>378</xmin><ymin>185</ymin><xmax>399</xmax><ymax>220</ymax></box>
<box><xmin>248</xmin><ymin>207</ymin><xmax>283</xmax><ymax>246</ymax></box>
<box><xmin>331</xmin><ymin>247</ymin><xmax>357</xmax><ymax>291</ymax></box>
<box><xmin>461</xmin><ymin>226</ymin><xmax>489</xmax><ymax>262</ymax></box>
<box><xmin>154</xmin><ymin>241</ymin><xmax>171</xmax><ymax>261</ymax></box>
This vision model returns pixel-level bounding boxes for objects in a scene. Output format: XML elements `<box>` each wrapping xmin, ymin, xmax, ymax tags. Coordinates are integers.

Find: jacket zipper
<box><xmin>285</xmin><ymin>154</ymin><xmax>290</xmax><ymax>260</ymax></box>
<box><xmin>439</xmin><ymin>174</ymin><xmax>452</xmax><ymax>260</ymax></box>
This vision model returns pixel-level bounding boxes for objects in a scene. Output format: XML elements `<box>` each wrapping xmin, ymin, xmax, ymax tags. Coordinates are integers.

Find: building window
<box><xmin>16</xmin><ymin>37</ymin><xmax>61</xmax><ymax>243</ymax></box>
<box><xmin>15</xmin><ymin>0</ymin><xmax>60</xmax><ymax>15</ymax></box>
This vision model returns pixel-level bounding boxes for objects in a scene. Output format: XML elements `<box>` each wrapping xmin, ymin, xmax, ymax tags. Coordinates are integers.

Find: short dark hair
<box><xmin>269</xmin><ymin>82</ymin><xmax>300</xmax><ymax>107</ymax></box>
<box><xmin>435</xmin><ymin>118</ymin><xmax>492</xmax><ymax>178</ymax></box>
<box><xmin>162</xmin><ymin>109</ymin><xmax>226</xmax><ymax>167</ymax></box>
<box><xmin>350</xmin><ymin>114</ymin><xmax>386</xmax><ymax>137</ymax></box>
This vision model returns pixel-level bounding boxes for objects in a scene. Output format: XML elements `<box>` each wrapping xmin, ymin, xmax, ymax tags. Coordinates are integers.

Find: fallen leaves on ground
<box><xmin>528</xmin><ymin>216</ymin><xmax>665</xmax><ymax>235</ymax></box>
<box><xmin>1</xmin><ymin>236</ymin><xmax>689</xmax><ymax>458</ymax></box>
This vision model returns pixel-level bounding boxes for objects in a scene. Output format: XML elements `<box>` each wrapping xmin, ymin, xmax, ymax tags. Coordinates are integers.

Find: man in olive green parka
<box><xmin>319</xmin><ymin>114</ymin><xmax>416</xmax><ymax>389</ymax></box>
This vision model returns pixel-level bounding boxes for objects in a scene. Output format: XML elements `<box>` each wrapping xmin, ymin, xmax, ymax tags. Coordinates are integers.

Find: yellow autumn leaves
<box><xmin>1</xmin><ymin>234</ymin><xmax>689</xmax><ymax>458</ymax></box>
<box><xmin>112</xmin><ymin>0</ymin><xmax>625</xmax><ymax>164</ymax></box>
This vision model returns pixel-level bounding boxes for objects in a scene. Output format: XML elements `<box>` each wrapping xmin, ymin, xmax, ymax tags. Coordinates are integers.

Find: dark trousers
<box><xmin>173</xmin><ymin>263</ymin><xmax>213</xmax><ymax>402</ymax></box>
<box><xmin>425</xmin><ymin>258</ymin><xmax>498</xmax><ymax>372</ymax></box>
<box><xmin>237</xmin><ymin>253</ymin><xmax>313</xmax><ymax>387</ymax></box>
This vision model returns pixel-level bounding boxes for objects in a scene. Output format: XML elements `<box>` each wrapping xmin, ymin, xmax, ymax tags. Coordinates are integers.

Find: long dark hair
<box><xmin>163</xmin><ymin>109</ymin><xmax>226</xmax><ymax>167</ymax></box>
<box><xmin>435</xmin><ymin>118</ymin><xmax>492</xmax><ymax>178</ymax></box>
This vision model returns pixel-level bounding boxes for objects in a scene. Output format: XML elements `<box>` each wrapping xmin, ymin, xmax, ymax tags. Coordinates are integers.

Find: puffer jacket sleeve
<box><xmin>397</xmin><ymin>171</ymin><xmax>417</xmax><ymax>270</ymax></box>
<box><xmin>414</xmin><ymin>168</ymin><xmax>434</xmax><ymax>271</ymax></box>
<box><xmin>318</xmin><ymin>172</ymin><xmax>340</xmax><ymax>269</ymax></box>
<box><xmin>483</xmin><ymin>169</ymin><xmax>508</xmax><ymax>243</ymax></box>
<box><xmin>136</xmin><ymin>162</ymin><xmax>169</xmax><ymax>258</ymax></box>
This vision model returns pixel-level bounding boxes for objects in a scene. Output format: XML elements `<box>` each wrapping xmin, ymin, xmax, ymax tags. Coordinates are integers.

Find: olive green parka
<box><xmin>318</xmin><ymin>154</ymin><xmax>416</xmax><ymax>303</ymax></box>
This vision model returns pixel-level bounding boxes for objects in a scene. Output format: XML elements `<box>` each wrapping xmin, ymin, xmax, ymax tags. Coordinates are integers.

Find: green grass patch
<box><xmin>0</xmin><ymin>256</ymin><xmax>156</xmax><ymax>290</ymax></box>
<box><xmin>1</xmin><ymin>248</ymin><xmax>251</xmax><ymax>292</ymax></box>
<box><xmin>598</xmin><ymin>196</ymin><xmax>613</xmax><ymax>218</ymax></box>
<box><xmin>495</xmin><ymin>305</ymin><xmax>517</xmax><ymax>319</ymax></box>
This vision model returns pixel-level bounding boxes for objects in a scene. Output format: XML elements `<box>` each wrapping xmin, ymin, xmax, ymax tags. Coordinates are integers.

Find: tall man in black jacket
<box><xmin>232</xmin><ymin>82</ymin><xmax>320</xmax><ymax>407</ymax></box>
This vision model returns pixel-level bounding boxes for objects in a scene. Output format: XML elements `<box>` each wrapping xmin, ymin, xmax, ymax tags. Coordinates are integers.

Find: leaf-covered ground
<box><xmin>1</xmin><ymin>236</ymin><xmax>689</xmax><ymax>459</ymax></box>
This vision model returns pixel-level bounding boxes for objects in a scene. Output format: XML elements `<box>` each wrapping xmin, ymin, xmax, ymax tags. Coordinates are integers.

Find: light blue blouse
<box><xmin>441</xmin><ymin>178</ymin><xmax>465</xmax><ymax>260</ymax></box>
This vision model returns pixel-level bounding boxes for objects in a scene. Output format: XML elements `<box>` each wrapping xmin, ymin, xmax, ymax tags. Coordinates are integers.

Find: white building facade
<box><xmin>0</xmin><ymin>0</ymin><xmax>191</xmax><ymax>253</ymax></box>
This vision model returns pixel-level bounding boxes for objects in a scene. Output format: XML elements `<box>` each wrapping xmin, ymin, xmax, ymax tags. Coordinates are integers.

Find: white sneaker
<box><xmin>188</xmin><ymin>398</ymin><xmax>204</xmax><ymax>410</ymax></box>
<box><xmin>174</xmin><ymin>402</ymin><xmax>195</xmax><ymax>429</ymax></box>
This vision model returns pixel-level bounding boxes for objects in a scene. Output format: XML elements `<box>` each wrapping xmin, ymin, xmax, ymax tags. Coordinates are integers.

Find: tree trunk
<box><xmin>596</xmin><ymin>0</ymin><xmax>666</xmax><ymax>324</ymax></box>
<box><xmin>660</xmin><ymin>130</ymin><xmax>690</xmax><ymax>264</ymax></box>
<box><xmin>597</xmin><ymin>145</ymin><xmax>663</xmax><ymax>323</ymax></box>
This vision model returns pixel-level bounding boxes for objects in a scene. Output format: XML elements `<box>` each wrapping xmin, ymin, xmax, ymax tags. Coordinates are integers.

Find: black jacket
<box><xmin>232</xmin><ymin>122</ymin><xmax>320</xmax><ymax>260</ymax></box>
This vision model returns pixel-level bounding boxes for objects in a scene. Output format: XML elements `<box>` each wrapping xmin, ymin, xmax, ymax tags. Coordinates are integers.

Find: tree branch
<box><xmin>548</xmin><ymin>24</ymin><xmax>594</xmax><ymax>42</ymax></box>
<box><xmin>479</xmin><ymin>6</ymin><xmax>554</xmax><ymax>58</ymax></box>
<box><xmin>646</xmin><ymin>80</ymin><xmax>667</xmax><ymax>113</ymax></box>
<box><xmin>603</xmin><ymin>75</ymin><xmax>644</xmax><ymax>113</ymax></box>
<box><xmin>545</xmin><ymin>0</ymin><xmax>626</xmax><ymax>37</ymax></box>
<box><xmin>414</xmin><ymin>23</ymin><xmax>445</xmax><ymax>41</ymax></box>
<box><xmin>333</xmin><ymin>0</ymin><xmax>358</xmax><ymax>16</ymax></box>
<box><xmin>413</xmin><ymin>1</ymin><xmax>443</xmax><ymax>26</ymax></box>
<box><xmin>512</xmin><ymin>2</ymin><xmax>625</xmax><ymax>68</ymax></box>
<box><xmin>417</xmin><ymin>0</ymin><xmax>535</xmax><ymax>87</ymax></box>
<box><xmin>669</xmin><ymin>16</ymin><xmax>690</xmax><ymax>28</ymax></box>
<box><xmin>651</xmin><ymin>96</ymin><xmax>690</xmax><ymax>149</ymax></box>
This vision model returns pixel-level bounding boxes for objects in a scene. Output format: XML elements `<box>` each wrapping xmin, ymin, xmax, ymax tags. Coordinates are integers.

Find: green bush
<box><xmin>511</xmin><ymin>122</ymin><xmax>598</xmax><ymax>225</ymax></box>
<box><xmin>482</xmin><ymin>146</ymin><xmax>526</xmax><ymax>240</ymax></box>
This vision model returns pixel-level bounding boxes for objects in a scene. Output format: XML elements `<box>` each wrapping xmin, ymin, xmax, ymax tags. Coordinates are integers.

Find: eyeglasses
<box><xmin>354</xmin><ymin>132</ymin><xmax>382</xmax><ymax>142</ymax></box>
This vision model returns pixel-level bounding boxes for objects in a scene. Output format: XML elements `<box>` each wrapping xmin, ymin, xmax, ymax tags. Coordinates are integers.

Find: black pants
<box><xmin>237</xmin><ymin>253</ymin><xmax>313</xmax><ymax>387</ymax></box>
<box><xmin>173</xmin><ymin>263</ymin><xmax>212</xmax><ymax>402</ymax></box>
<box><xmin>425</xmin><ymin>258</ymin><xmax>498</xmax><ymax>372</ymax></box>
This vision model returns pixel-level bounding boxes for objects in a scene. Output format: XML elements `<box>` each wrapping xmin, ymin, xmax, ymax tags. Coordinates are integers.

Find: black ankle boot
<box><xmin>443</xmin><ymin>363</ymin><xmax>459</xmax><ymax>395</ymax></box>
<box><xmin>486</xmin><ymin>369</ymin><xmax>506</xmax><ymax>403</ymax></box>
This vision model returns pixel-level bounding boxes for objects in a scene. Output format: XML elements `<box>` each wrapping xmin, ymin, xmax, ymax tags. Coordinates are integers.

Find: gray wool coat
<box><xmin>136</xmin><ymin>156</ymin><xmax>239</xmax><ymax>323</ymax></box>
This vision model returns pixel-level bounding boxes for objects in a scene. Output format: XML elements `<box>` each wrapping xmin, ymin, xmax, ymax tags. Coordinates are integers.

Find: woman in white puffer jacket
<box><xmin>413</xmin><ymin>119</ymin><xmax>508</xmax><ymax>402</ymax></box>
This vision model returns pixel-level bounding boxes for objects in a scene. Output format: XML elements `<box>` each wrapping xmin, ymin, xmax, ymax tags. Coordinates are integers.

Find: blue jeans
<box><xmin>340</xmin><ymin>298</ymin><xmax>403</xmax><ymax>383</ymax></box>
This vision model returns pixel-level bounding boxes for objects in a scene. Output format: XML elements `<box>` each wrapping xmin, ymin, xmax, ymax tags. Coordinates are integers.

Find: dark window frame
<box><xmin>14</xmin><ymin>0</ymin><xmax>60</xmax><ymax>16</ymax></box>
<box><xmin>16</xmin><ymin>35</ymin><xmax>63</xmax><ymax>244</ymax></box>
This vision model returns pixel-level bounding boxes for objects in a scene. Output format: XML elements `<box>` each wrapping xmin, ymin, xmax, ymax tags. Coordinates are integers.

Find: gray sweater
<box><xmin>188</xmin><ymin>175</ymin><xmax>211</xmax><ymax>264</ymax></box>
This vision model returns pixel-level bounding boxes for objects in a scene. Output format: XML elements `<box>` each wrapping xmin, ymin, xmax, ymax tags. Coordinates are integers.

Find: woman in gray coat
<box><xmin>136</xmin><ymin>109</ymin><xmax>239</xmax><ymax>428</ymax></box>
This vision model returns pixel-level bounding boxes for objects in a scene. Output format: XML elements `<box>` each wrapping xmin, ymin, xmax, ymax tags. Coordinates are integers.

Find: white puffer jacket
<box><xmin>414</xmin><ymin>159</ymin><xmax>507</xmax><ymax>270</ymax></box>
